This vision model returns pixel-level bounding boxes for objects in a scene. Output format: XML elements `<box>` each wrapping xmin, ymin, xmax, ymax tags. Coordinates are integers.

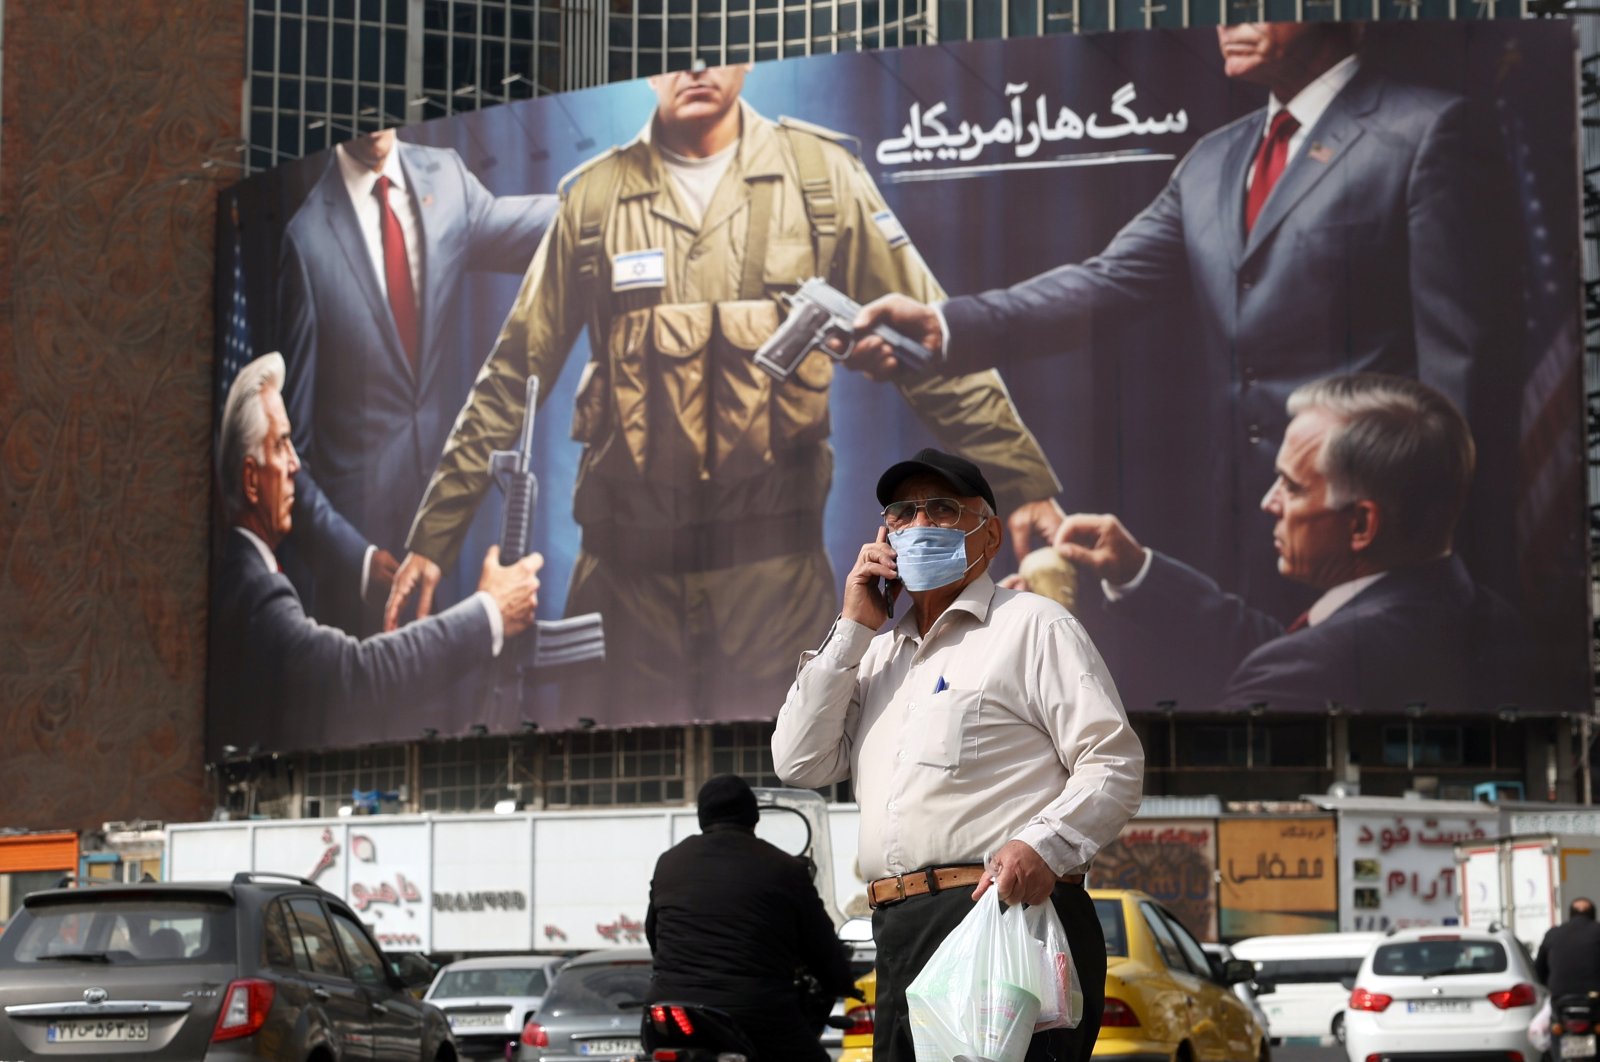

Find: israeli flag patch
<box><xmin>612</xmin><ymin>248</ymin><xmax>667</xmax><ymax>291</ymax></box>
<box><xmin>872</xmin><ymin>209</ymin><xmax>909</xmax><ymax>249</ymax></box>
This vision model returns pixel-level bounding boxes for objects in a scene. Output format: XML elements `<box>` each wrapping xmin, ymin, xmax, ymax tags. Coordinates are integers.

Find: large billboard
<box><xmin>209</xmin><ymin>21</ymin><xmax>1585</xmax><ymax>755</ymax></box>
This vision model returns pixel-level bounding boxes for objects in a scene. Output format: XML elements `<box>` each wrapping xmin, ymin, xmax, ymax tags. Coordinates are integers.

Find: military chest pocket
<box><xmin>913</xmin><ymin>687</ymin><xmax>979</xmax><ymax>770</ymax></box>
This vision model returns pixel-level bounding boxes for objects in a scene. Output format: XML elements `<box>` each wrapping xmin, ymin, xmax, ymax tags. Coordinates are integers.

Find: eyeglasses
<box><xmin>881</xmin><ymin>497</ymin><xmax>989</xmax><ymax>530</ymax></box>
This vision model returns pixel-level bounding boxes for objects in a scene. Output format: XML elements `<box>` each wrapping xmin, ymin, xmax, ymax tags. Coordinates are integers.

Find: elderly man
<box><xmin>773</xmin><ymin>448</ymin><xmax>1144</xmax><ymax>1062</ymax></box>
<box><xmin>1055</xmin><ymin>373</ymin><xmax>1528</xmax><ymax>713</ymax></box>
<box><xmin>386</xmin><ymin>62</ymin><xmax>1062</xmax><ymax>722</ymax></box>
<box><xmin>207</xmin><ymin>353</ymin><xmax>544</xmax><ymax>755</ymax></box>
<box><xmin>845</xmin><ymin>23</ymin><xmax>1519</xmax><ymax>615</ymax></box>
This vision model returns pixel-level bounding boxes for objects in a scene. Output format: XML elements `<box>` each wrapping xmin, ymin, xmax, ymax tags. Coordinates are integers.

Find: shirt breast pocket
<box><xmin>913</xmin><ymin>688</ymin><xmax>979</xmax><ymax>770</ymax></box>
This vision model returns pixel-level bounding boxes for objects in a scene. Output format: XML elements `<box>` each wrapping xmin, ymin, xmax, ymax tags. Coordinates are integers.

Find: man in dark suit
<box><xmin>207</xmin><ymin>353</ymin><xmax>545</xmax><ymax>756</ymax></box>
<box><xmin>278</xmin><ymin>128</ymin><xmax>555</xmax><ymax>634</ymax></box>
<box><xmin>844</xmin><ymin>23</ymin><xmax>1519</xmax><ymax>612</ymax></box>
<box><xmin>1535</xmin><ymin>899</ymin><xmax>1600</xmax><ymax>1004</ymax></box>
<box><xmin>644</xmin><ymin>775</ymin><xmax>852</xmax><ymax>1062</ymax></box>
<box><xmin>1050</xmin><ymin>373</ymin><xmax>1527</xmax><ymax>714</ymax></box>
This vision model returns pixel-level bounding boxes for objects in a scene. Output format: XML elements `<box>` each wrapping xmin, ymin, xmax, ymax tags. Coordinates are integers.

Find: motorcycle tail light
<box><xmin>1488</xmin><ymin>983</ymin><xmax>1537</xmax><ymax>1009</ymax></box>
<box><xmin>1349</xmin><ymin>987</ymin><xmax>1393</xmax><ymax>1012</ymax></box>
<box><xmin>652</xmin><ymin>1052</ymin><xmax>680</xmax><ymax>1061</ymax></box>
<box><xmin>1568</xmin><ymin>1018</ymin><xmax>1593</xmax><ymax>1034</ymax></box>
<box><xmin>669</xmin><ymin>1005</ymin><xmax>694</xmax><ymax>1036</ymax></box>
<box><xmin>211</xmin><ymin>979</ymin><xmax>275</xmax><ymax>1042</ymax></box>
<box><xmin>520</xmin><ymin>1021</ymin><xmax>549</xmax><ymax>1047</ymax></box>
<box><xmin>1101</xmin><ymin>997</ymin><xmax>1140</xmax><ymax>1027</ymax></box>
<box><xmin>844</xmin><ymin>1002</ymin><xmax>875</xmax><ymax>1037</ymax></box>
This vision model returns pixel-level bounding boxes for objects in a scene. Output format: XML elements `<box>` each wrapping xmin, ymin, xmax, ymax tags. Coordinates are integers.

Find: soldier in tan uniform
<box><xmin>387</xmin><ymin>63</ymin><xmax>1063</xmax><ymax>719</ymax></box>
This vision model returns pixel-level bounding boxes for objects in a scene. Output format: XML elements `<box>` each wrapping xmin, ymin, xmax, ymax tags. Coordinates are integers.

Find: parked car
<box><xmin>1342</xmin><ymin>926</ymin><xmax>1543</xmax><ymax>1062</ymax></box>
<box><xmin>0</xmin><ymin>872</ymin><xmax>453</xmax><ymax>1060</ymax></box>
<box><xmin>1231</xmin><ymin>931</ymin><xmax>1383</xmax><ymax>1045</ymax></box>
<box><xmin>840</xmin><ymin>895</ymin><xmax>1265</xmax><ymax>1062</ymax></box>
<box><xmin>1203</xmin><ymin>941</ymin><xmax>1273</xmax><ymax>1041</ymax></box>
<box><xmin>427</xmin><ymin>954</ymin><xmax>566</xmax><ymax>1060</ymax></box>
<box><xmin>518</xmin><ymin>946</ymin><xmax>652</xmax><ymax>1061</ymax></box>
<box><xmin>1091</xmin><ymin>889</ymin><xmax>1269</xmax><ymax>1062</ymax></box>
<box><xmin>838</xmin><ymin>968</ymin><xmax>876</xmax><ymax>1062</ymax></box>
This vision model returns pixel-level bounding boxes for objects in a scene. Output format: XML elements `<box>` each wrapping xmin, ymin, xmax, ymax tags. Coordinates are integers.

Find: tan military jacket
<box><xmin>408</xmin><ymin>101</ymin><xmax>1060</xmax><ymax>570</ymax></box>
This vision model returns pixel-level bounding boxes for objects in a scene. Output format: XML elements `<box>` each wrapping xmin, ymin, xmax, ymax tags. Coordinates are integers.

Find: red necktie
<box><xmin>374</xmin><ymin>175</ymin><xmax>419</xmax><ymax>371</ymax></box>
<box><xmin>1285</xmin><ymin>610</ymin><xmax>1311</xmax><ymax>634</ymax></box>
<box><xmin>1245</xmin><ymin>110</ymin><xmax>1300</xmax><ymax>233</ymax></box>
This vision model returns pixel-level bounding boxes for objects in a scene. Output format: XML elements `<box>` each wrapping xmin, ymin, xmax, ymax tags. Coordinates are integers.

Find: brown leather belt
<box><xmin>867</xmin><ymin>865</ymin><xmax>1087</xmax><ymax>909</ymax></box>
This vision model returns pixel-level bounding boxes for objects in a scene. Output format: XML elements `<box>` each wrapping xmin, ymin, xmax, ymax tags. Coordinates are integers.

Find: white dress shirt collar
<box><xmin>891</xmin><ymin>572</ymin><xmax>997</xmax><ymax>643</ymax></box>
<box><xmin>1265</xmin><ymin>54</ymin><xmax>1360</xmax><ymax>136</ymax></box>
<box><xmin>234</xmin><ymin>526</ymin><xmax>278</xmax><ymax>574</ymax></box>
<box><xmin>336</xmin><ymin>141</ymin><xmax>408</xmax><ymax>200</ymax></box>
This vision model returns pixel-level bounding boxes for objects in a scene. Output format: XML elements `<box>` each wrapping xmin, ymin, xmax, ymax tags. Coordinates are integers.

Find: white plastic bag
<box><xmin>1024</xmin><ymin>901</ymin><xmax>1082</xmax><ymax>1031</ymax></box>
<box><xmin>906</xmin><ymin>889</ymin><xmax>1045</xmax><ymax>1062</ymax></box>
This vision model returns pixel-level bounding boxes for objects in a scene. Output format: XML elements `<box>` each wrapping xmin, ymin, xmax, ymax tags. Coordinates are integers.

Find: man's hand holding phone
<box><xmin>843</xmin><ymin>526</ymin><xmax>900</xmax><ymax>630</ymax></box>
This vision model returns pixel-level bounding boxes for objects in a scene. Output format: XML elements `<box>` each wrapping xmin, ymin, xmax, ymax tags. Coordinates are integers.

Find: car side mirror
<box><xmin>1251</xmin><ymin>977</ymin><xmax>1275</xmax><ymax>996</ymax></box>
<box><xmin>388</xmin><ymin>951</ymin><xmax>436</xmax><ymax>990</ymax></box>
<box><xmin>1222</xmin><ymin>958</ymin><xmax>1256</xmax><ymax>986</ymax></box>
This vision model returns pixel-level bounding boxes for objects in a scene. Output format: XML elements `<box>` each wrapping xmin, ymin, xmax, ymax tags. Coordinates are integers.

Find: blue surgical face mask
<box><xmin>888</xmin><ymin>523</ymin><xmax>985</xmax><ymax>592</ymax></box>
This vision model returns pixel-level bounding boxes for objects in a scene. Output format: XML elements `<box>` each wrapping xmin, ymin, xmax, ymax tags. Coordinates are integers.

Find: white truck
<box><xmin>1455</xmin><ymin>834</ymin><xmax>1600</xmax><ymax>953</ymax></box>
<box><xmin>166</xmin><ymin>789</ymin><xmax>857</xmax><ymax>955</ymax></box>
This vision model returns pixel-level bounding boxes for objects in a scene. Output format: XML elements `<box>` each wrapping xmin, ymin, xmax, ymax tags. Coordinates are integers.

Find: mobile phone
<box><xmin>880</xmin><ymin>577</ymin><xmax>901</xmax><ymax>619</ymax></box>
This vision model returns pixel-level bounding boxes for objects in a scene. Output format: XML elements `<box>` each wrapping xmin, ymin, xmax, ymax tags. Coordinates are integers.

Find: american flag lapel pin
<box><xmin>422</xmin><ymin>193</ymin><xmax>435</xmax><ymax>207</ymax></box>
<box><xmin>1307</xmin><ymin>142</ymin><xmax>1334</xmax><ymax>164</ymax></box>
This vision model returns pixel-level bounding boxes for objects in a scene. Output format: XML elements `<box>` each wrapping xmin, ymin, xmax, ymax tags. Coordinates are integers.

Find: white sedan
<box><xmin>1343</xmin><ymin>926</ymin><xmax>1542</xmax><ymax>1062</ymax></box>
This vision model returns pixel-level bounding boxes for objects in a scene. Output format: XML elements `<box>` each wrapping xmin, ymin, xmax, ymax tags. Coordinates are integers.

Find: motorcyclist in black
<box><xmin>1536</xmin><ymin>898</ymin><xmax>1600</xmax><ymax>1002</ymax></box>
<box><xmin>644</xmin><ymin>774</ymin><xmax>854</xmax><ymax>1062</ymax></box>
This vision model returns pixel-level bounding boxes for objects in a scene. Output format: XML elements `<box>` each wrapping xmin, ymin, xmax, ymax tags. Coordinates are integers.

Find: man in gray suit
<box><xmin>208</xmin><ymin>353</ymin><xmax>545</xmax><ymax>756</ymax></box>
<box><xmin>845</xmin><ymin>23</ymin><xmax>1519</xmax><ymax>614</ymax></box>
<box><xmin>1053</xmin><ymin>373</ymin><xmax>1529</xmax><ymax>714</ymax></box>
<box><xmin>279</xmin><ymin>128</ymin><xmax>555</xmax><ymax>634</ymax></box>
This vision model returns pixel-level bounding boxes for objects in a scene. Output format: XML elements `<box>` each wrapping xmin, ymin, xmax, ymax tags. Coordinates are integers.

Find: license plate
<box><xmin>578</xmin><ymin>1039</ymin><xmax>641</xmax><ymax>1056</ymax></box>
<box><xmin>1562</xmin><ymin>1034</ymin><xmax>1598</xmax><ymax>1059</ymax></box>
<box><xmin>450</xmin><ymin>1013</ymin><xmax>504</xmax><ymax>1029</ymax></box>
<box><xmin>1405</xmin><ymin>1000</ymin><xmax>1471</xmax><ymax>1014</ymax></box>
<box><xmin>46</xmin><ymin>1018</ymin><xmax>150</xmax><ymax>1043</ymax></box>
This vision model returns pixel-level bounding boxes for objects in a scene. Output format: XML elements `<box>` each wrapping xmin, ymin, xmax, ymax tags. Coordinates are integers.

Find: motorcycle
<box><xmin>637</xmin><ymin>989</ymin><xmax>860</xmax><ymax>1062</ymax></box>
<box><xmin>1551</xmin><ymin>992</ymin><xmax>1600</xmax><ymax>1060</ymax></box>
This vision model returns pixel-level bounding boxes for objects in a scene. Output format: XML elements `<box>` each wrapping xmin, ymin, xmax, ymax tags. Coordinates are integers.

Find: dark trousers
<box><xmin>871</xmin><ymin>883</ymin><xmax>1106</xmax><ymax>1062</ymax></box>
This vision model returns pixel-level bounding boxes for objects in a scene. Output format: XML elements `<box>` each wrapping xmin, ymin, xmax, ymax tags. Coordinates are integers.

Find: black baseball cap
<box><xmin>876</xmin><ymin>447</ymin><xmax>997</xmax><ymax>513</ymax></box>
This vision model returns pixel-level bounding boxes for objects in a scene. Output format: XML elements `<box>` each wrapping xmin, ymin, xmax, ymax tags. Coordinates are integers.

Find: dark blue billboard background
<box><xmin>213</xmin><ymin>21</ymin><xmax>1585</xmax><ymax>753</ymax></box>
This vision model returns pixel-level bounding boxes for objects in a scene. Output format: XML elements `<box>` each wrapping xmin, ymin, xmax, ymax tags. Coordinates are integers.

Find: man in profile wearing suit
<box><xmin>844</xmin><ymin>23</ymin><xmax>1520</xmax><ymax>614</ymax></box>
<box><xmin>208</xmin><ymin>353</ymin><xmax>545</xmax><ymax>754</ymax></box>
<box><xmin>1050</xmin><ymin>373</ymin><xmax>1528</xmax><ymax>714</ymax></box>
<box><xmin>278</xmin><ymin>127</ymin><xmax>556</xmax><ymax>634</ymax></box>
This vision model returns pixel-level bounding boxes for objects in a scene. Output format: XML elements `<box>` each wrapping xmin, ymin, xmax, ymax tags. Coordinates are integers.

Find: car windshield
<box><xmin>433</xmin><ymin>966</ymin><xmax>551</xmax><ymax>998</ymax></box>
<box><xmin>1372</xmin><ymin>939</ymin><xmax>1507</xmax><ymax>977</ymax></box>
<box><xmin>540</xmin><ymin>961</ymin><xmax>652</xmax><ymax>1015</ymax></box>
<box><xmin>0</xmin><ymin>896</ymin><xmax>235</xmax><ymax>966</ymax></box>
<box><xmin>1249</xmin><ymin>956</ymin><xmax>1364</xmax><ymax>984</ymax></box>
<box><xmin>1093</xmin><ymin>899</ymin><xmax>1128</xmax><ymax>958</ymax></box>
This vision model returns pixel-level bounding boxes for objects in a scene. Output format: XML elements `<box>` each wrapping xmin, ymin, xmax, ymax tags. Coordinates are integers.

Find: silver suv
<box><xmin>0</xmin><ymin>873</ymin><xmax>455</xmax><ymax>1060</ymax></box>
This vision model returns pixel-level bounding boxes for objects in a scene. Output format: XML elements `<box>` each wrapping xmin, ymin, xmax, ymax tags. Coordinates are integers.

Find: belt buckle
<box><xmin>893</xmin><ymin>873</ymin><xmax>908</xmax><ymax>903</ymax></box>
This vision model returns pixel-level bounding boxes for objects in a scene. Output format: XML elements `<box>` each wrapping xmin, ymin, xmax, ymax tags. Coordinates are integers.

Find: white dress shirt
<box><xmin>335</xmin><ymin>142</ymin><xmax>424</xmax><ymax>302</ymax></box>
<box><xmin>234</xmin><ymin>527</ymin><xmax>505</xmax><ymax>654</ymax></box>
<box><xmin>773</xmin><ymin>574</ymin><xmax>1143</xmax><ymax>880</ymax></box>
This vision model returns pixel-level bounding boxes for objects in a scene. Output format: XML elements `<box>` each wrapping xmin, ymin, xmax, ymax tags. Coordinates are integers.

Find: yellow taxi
<box><xmin>839</xmin><ymin>891</ymin><xmax>1266</xmax><ymax>1062</ymax></box>
<box><xmin>1091</xmin><ymin>888</ymin><xmax>1269</xmax><ymax>1062</ymax></box>
<box><xmin>838</xmin><ymin>968</ymin><xmax>876</xmax><ymax>1062</ymax></box>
